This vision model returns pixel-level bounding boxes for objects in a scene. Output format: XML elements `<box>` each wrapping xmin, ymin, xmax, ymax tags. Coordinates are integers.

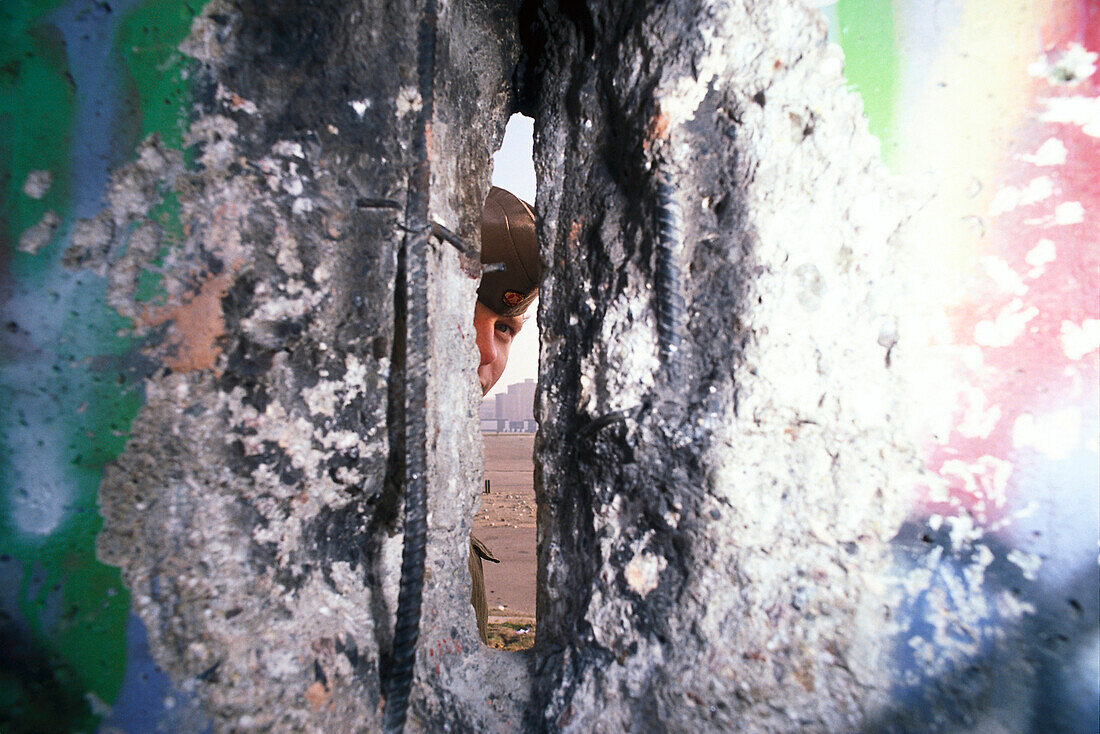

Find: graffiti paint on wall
<box><xmin>825</xmin><ymin>0</ymin><xmax>1099</xmax><ymax>727</ymax></box>
<box><xmin>1</xmin><ymin>1</ymin><xmax>206</xmax><ymax>729</ymax></box>
<box><xmin>0</xmin><ymin>0</ymin><xmax>1096</xmax><ymax>729</ymax></box>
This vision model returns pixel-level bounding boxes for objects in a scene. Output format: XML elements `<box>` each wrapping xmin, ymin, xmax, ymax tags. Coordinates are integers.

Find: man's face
<box><xmin>473</xmin><ymin>300</ymin><xmax>524</xmax><ymax>395</ymax></box>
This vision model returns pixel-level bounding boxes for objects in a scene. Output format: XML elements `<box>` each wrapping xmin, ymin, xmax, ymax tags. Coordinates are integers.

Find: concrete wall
<box><xmin>1</xmin><ymin>0</ymin><xmax>1096</xmax><ymax>731</ymax></box>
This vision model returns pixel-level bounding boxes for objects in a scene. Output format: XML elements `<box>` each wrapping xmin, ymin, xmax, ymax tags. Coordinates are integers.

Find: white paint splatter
<box><xmin>624</xmin><ymin>551</ymin><xmax>666</xmax><ymax>597</ymax></box>
<box><xmin>345</xmin><ymin>354</ymin><xmax>368</xmax><ymax>388</ymax></box>
<box><xmin>956</xmin><ymin>387</ymin><xmax>1002</xmax><ymax>439</ymax></box>
<box><xmin>17</xmin><ymin>211</ymin><xmax>60</xmax><ymax>254</ymax></box>
<box><xmin>661</xmin><ymin>23</ymin><xmax>725</xmax><ymax>125</ymax></box>
<box><xmin>1024</xmin><ymin>201</ymin><xmax>1086</xmax><ymax>227</ymax></box>
<box><xmin>1013</xmin><ymin>409</ymin><xmax>1083</xmax><ymax>460</ymax></box>
<box><xmin>963</xmin><ymin>543</ymin><xmax>996</xmax><ymax>592</ymax></box>
<box><xmin>272</xmin><ymin>140</ymin><xmax>304</xmax><ymax>158</ymax></box>
<box><xmin>960</xmin><ymin>344</ymin><xmax>984</xmax><ymax>372</ymax></box>
<box><xmin>988</xmin><ymin>176</ymin><xmax>1054</xmax><ymax>215</ymax></box>
<box><xmin>242</xmin><ymin>296</ymin><xmax>311</xmax><ymax>331</ymax></box>
<box><xmin>924</xmin><ymin>474</ymin><xmax>951</xmax><ymax>503</ymax></box>
<box><xmin>214</xmin><ymin>83</ymin><xmax>258</xmax><ymax>114</ymax></box>
<box><xmin>349</xmin><ymin>98</ymin><xmax>371</xmax><ymax>117</ymax></box>
<box><xmin>22</xmin><ymin>170</ymin><xmax>52</xmax><ymax>199</ymax></box>
<box><xmin>944</xmin><ymin>512</ymin><xmax>984</xmax><ymax>547</ymax></box>
<box><xmin>312</xmin><ymin>261</ymin><xmax>332</xmax><ymax>285</ymax></box>
<box><xmin>1060</xmin><ymin>319</ymin><xmax>1100</xmax><ymax>360</ymax></box>
<box><xmin>980</xmin><ymin>256</ymin><xmax>1027</xmax><ymax>295</ymax></box>
<box><xmin>1029</xmin><ymin>43</ymin><xmax>1098</xmax><ymax>86</ymax></box>
<box><xmin>395</xmin><ymin>87</ymin><xmax>422</xmax><ymax>116</ymax></box>
<box><xmin>302</xmin><ymin>354</ymin><xmax>368</xmax><ymax>417</ymax></box>
<box><xmin>995</xmin><ymin>589</ymin><xmax>1036</xmax><ymax>618</ymax></box>
<box><xmin>291</xmin><ymin>197</ymin><xmax>313</xmax><ymax>216</ymax></box>
<box><xmin>940</xmin><ymin>457</ymin><xmax>1013</xmax><ymax>509</ymax></box>
<box><xmin>1006</xmin><ymin>549</ymin><xmax>1043</xmax><ymax>580</ymax></box>
<box><xmin>1040</xmin><ymin>96</ymin><xmax>1100</xmax><ymax>137</ymax></box>
<box><xmin>1024</xmin><ymin>239</ymin><xmax>1056</xmax><ymax>278</ymax></box>
<box><xmin>1019</xmin><ymin>137</ymin><xmax>1067</xmax><ymax>166</ymax></box>
<box><xmin>1054</xmin><ymin>201</ymin><xmax>1085</xmax><ymax>224</ymax></box>
<box><xmin>282</xmin><ymin>176</ymin><xmax>303</xmax><ymax>197</ymax></box>
<box><xmin>973</xmin><ymin>298</ymin><xmax>1039</xmax><ymax>347</ymax></box>
<box><xmin>316</xmin><ymin>429</ymin><xmax>362</xmax><ymax>451</ymax></box>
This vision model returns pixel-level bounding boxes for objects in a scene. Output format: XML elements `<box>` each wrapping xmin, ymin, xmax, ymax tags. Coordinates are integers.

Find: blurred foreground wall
<box><xmin>1</xmin><ymin>0</ymin><xmax>1096</xmax><ymax>731</ymax></box>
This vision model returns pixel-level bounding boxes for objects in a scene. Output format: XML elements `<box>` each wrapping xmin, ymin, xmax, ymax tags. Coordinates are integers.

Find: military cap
<box><xmin>478</xmin><ymin>186</ymin><xmax>540</xmax><ymax>317</ymax></box>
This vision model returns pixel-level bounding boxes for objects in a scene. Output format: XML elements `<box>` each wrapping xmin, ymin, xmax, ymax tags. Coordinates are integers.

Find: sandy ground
<box><xmin>474</xmin><ymin>433</ymin><xmax>537</xmax><ymax>624</ymax></box>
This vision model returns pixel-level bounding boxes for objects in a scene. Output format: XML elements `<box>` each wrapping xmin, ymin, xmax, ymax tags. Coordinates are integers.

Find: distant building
<box><xmin>480</xmin><ymin>378</ymin><xmax>537</xmax><ymax>432</ymax></box>
<box><xmin>478</xmin><ymin>400</ymin><xmax>497</xmax><ymax>421</ymax></box>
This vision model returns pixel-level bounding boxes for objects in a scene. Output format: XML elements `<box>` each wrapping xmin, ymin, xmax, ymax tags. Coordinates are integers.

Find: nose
<box><xmin>476</xmin><ymin>320</ymin><xmax>496</xmax><ymax>367</ymax></box>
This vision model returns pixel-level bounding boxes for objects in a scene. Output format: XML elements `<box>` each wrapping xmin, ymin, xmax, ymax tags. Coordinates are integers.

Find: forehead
<box><xmin>478</xmin><ymin>300</ymin><xmax>526</xmax><ymax>322</ymax></box>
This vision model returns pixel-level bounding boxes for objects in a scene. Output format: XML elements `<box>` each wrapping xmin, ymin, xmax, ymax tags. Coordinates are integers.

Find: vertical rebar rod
<box><xmin>383</xmin><ymin>0</ymin><xmax>436</xmax><ymax>731</ymax></box>
<box><xmin>654</xmin><ymin>171</ymin><xmax>685</xmax><ymax>384</ymax></box>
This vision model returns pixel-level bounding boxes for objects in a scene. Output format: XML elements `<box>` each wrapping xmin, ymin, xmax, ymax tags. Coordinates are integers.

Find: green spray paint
<box><xmin>117</xmin><ymin>0</ymin><xmax>206</xmax><ymax>149</ymax></box>
<box><xmin>0</xmin><ymin>0</ymin><xmax>206</xmax><ymax>729</ymax></box>
<box><xmin>0</xmin><ymin>0</ymin><xmax>75</xmax><ymax>262</ymax></box>
<box><xmin>834</xmin><ymin>0</ymin><xmax>900</xmax><ymax>165</ymax></box>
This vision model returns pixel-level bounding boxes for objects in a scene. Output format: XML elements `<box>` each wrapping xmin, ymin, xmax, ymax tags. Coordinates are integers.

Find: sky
<box><xmin>487</xmin><ymin>114</ymin><xmax>539</xmax><ymax>397</ymax></box>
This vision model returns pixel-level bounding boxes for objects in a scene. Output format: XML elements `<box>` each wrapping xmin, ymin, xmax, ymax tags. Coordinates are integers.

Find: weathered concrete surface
<box><xmin>94</xmin><ymin>0</ymin><xmax>529</xmax><ymax>728</ymax></box>
<box><xmin>527</xmin><ymin>1</ymin><xmax>916</xmax><ymax>730</ymax></box>
<box><xmin>7</xmin><ymin>0</ymin><xmax>1095</xmax><ymax>730</ymax></box>
<box><xmin>91</xmin><ymin>0</ymin><xmax>921</xmax><ymax>729</ymax></box>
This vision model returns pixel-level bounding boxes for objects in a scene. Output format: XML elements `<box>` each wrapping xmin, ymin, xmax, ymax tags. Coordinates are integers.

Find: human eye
<box><xmin>494</xmin><ymin>321</ymin><xmax>516</xmax><ymax>338</ymax></box>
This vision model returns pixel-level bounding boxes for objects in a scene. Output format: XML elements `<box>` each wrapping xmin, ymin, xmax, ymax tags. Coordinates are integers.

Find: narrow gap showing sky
<box><xmin>488</xmin><ymin>114</ymin><xmax>539</xmax><ymax>397</ymax></box>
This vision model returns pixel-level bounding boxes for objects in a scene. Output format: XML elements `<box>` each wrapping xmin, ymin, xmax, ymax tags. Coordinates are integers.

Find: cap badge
<box><xmin>501</xmin><ymin>290</ymin><xmax>525</xmax><ymax>307</ymax></box>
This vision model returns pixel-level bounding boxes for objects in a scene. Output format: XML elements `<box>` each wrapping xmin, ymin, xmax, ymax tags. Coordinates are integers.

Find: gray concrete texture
<box><xmin>528</xmin><ymin>2</ymin><xmax>915</xmax><ymax>730</ymax></box>
<box><xmin>94</xmin><ymin>0</ymin><xmax>924</xmax><ymax>730</ymax></box>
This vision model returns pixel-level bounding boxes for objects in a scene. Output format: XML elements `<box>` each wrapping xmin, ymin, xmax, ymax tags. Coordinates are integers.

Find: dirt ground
<box><xmin>474</xmin><ymin>433</ymin><xmax>537</xmax><ymax>631</ymax></box>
